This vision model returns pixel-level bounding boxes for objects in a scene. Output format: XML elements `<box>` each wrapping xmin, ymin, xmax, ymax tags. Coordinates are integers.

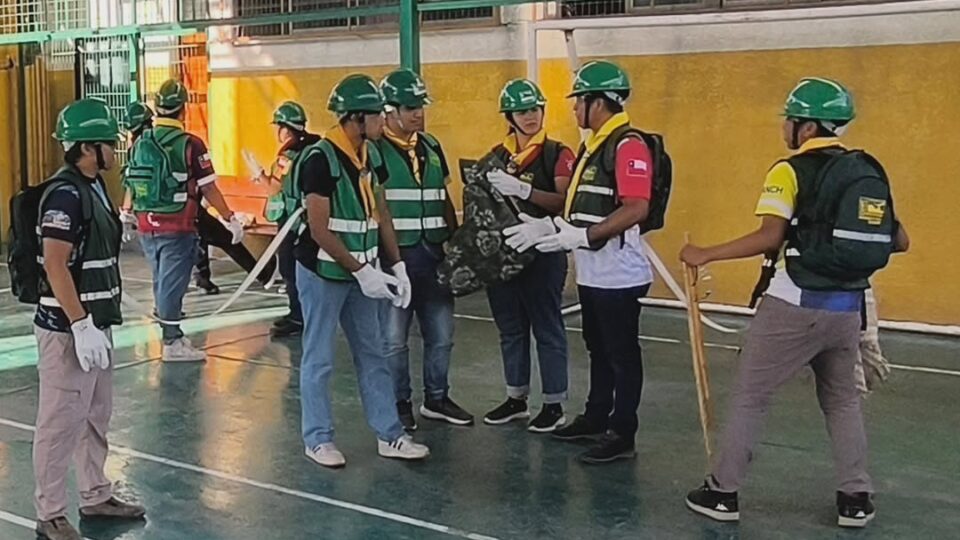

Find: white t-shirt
<box><xmin>574</xmin><ymin>224</ymin><xmax>653</xmax><ymax>289</ymax></box>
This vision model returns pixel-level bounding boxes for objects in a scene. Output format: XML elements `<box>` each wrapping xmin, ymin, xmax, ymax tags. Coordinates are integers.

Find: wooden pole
<box><xmin>682</xmin><ymin>234</ymin><xmax>715</xmax><ymax>466</ymax></box>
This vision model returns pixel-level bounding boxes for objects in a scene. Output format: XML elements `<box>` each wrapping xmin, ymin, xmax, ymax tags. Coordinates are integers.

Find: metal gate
<box><xmin>77</xmin><ymin>35</ymin><xmax>138</xmax><ymax>160</ymax></box>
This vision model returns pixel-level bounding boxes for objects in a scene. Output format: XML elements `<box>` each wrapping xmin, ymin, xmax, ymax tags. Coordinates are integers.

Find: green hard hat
<box><xmin>123</xmin><ymin>101</ymin><xmax>154</xmax><ymax>132</ymax></box>
<box><xmin>568</xmin><ymin>60</ymin><xmax>631</xmax><ymax>98</ymax></box>
<box><xmin>156</xmin><ymin>79</ymin><xmax>188</xmax><ymax>114</ymax></box>
<box><xmin>55</xmin><ymin>98</ymin><xmax>120</xmax><ymax>142</ymax></box>
<box><xmin>273</xmin><ymin>101</ymin><xmax>307</xmax><ymax>130</ymax></box>
<box><xmin>380</xmin><ymin>69</ymin><xmax>431</xmax><ymax>108</ymax></box>
<box><xmin>328</xmin><ymin>74</ymin><xmax>385</xmax><ymax>115</ymax></box>
<box><xmin>783</xmin><ymin>77</ymin><xmax>856</xmax><ymax>122</ymax></box>
<box><xmin>499</xmin><ymin>79</ymin><xmax>546</xmax><ymax>112</ymax></box>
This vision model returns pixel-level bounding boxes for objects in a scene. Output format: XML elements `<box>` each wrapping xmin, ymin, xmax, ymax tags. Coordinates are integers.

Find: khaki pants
<box><xmin>33</xmin><ymin>326</ymin><xmax>114</xmax><ymax>521</ymax></box>
<box><xmin>710</xmin><ymin>297</ymin><xmax>873</xmax><ymax>494</ymax></box>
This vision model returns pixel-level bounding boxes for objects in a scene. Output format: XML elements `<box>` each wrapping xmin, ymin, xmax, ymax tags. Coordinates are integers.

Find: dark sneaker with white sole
<box><xmin>271</xmin><ymin>316</ymin><xmax>303</xmax><ymax>338</ymax></box>
<box><xmin>421</xmin><ymin>397</ymin><xmax>474</xmax><ymax>426</ymax></box>
<box><xmin>528</xmin><ymin>404</ymin><xmax>565</xmax><ymax>433</ymax></box>
<box><xmin>686</xmin><ymin>481</ymin><xmax>740</xmax><ymax>522</ymax></box>
<box><xmin>483</xmin><ymin>397</ymin><xmax>529</xmax><ymax>425</ymax></box>
<box><xmin>552</xmin><ymin>414</ymin><xmax>606</xmax><ymax>442</ymax></box>
<box><xmin>397</xmin><ymin>400</ymin><xmax>417</xmax><ymax>431</ymax></box>
<box><xmin>837</xmin><ymin>491</ymin><xmax>875</xmax><ymax>528</ymax></box>
<box><xmin>578</xmin><ymin>431</ymin><xmax>636</xmax><ymax>464</ymax></box>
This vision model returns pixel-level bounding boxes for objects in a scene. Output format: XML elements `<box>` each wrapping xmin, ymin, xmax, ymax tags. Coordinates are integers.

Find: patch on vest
<box><xmin>582</xmin><ymin>166</ymin><xmax>597</xmax><ymax>183</ymax></box>
<box><xmin>429</xmin><ymin>153</ymin><xmax>441</xmax><ymax>167</ymax></box>
<box><xmin>520</xmin><ymin>172</ymin><xmax>535</xmax><ymax>184</ymax></box>
<box><xmin>858</xmin><ymin>197</ymin><xmax>886</xmax><ymax>225</ymax></box>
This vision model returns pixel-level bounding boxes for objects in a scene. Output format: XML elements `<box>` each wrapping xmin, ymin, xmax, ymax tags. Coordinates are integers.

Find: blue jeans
<box><xmin>378</xmin><ymin>241</ymin><xmax>455</xmax><ymax>402</ymax></box>
<box><xmin>139</xmin><ymin>232</ymin><xmax>198</xmax><ymax>343</ymax></box>
<box><xmin>297</xmin><ymin>262</ymin><xmax>405</xmax><ymax>448</ymax></box>
<box><xmin>486</xmin><ymin>251</ymin><xmax>569</xmax><ymax>403</ymax></box>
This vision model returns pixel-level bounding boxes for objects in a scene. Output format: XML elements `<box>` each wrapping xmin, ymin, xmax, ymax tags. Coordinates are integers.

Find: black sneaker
<box><xmin>271</xmin><ymin>317</ymin><xmax>303</xmax><ymax>338</ymax></box>
<box><xmin>528</xmin><ymin>404</ymin><xmax>566</xmax><ymax>433</ymax></box>
<box><xmin>421</xmin><ymin>397</ymin><xmax>475</xmax><ymax>426</ymax></box>
<box><xmin>578</xmin><ymin>431</ymin><xmax>636</xmax><ymax>464</ymax></box>
<box><xmin>397</xmin><ymin>400</ymin><xmax>417</xmax><ymax>431</ymax></box>
<box><xmin>483</xmin><ymin>397</ymin><xmax>529</xmax><ymax>425</ymax></box>
<box><xmin>196</xmin><ymin>277</ymin><xmax>220</xmax><ymax>295</ymax></box>
<box><xmin>837</xmin><ymin>491</ymin><xmax>875</xmax><ymax>528</ymax></box>
<box><xmin>686</xmin><ymin>481</ymin><xmax>740</xmax><ymax>522</ymax></box>
<box><xmin>552</xmin><ymin>414</ymin><xmax>606</xmax><ymax>442</ymax></box>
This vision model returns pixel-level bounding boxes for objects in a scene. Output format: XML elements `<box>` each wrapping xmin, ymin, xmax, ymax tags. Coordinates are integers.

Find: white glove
<box><xmin>353</xmin><ymin>264</ymin><xmax>400</xmax><ymax>302</ymax></box>
<box><xmin>242</xmin><ymin>149</ymin><xmax>264</xmax><ymax>181</ymax></box>
<box><xmin>70</xmin><ymin>315</ymin><xmax>112</xmax><ymax>371</ymax></box>
<box><xmin>119</xmin><ymin>209</ymin><xmax>137</xmax><ymax>243</ymax></box>
<box><xmin>391</xmin><ymin>262</ymin><xmax>413</xmax><ymax>309</ymax></box>
<box><xmin>224</xmin><ymin>214</ymin><xmax>245</xmax><ymax>245</ymax></box>
<box><xmin>535</xmin><ymin>217</ymin><xmax>590</xmax><ymax>253</ymax></box>
<box><xmin>503</xmin><ymin>213</ymin><xmax>557</xmax><ymax>253</ymax></box>
<box><xmin>487</xmin><ymin>169</ymin><xmax>532</xmax><ymax>200</ymax></box>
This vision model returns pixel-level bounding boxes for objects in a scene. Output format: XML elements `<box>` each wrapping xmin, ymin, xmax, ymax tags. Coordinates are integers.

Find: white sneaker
<box><xmin>305</xmin><ymin>444</ymin><xmax>346</xmax><ymax>468</ymax></box>
<box><xmin>378</xmin><ymin>435</ymin><xmax>430</xmax><ymax>461</ymax></box>
<box><xmin>162</xmin><ymin>337</ymin><xmax>207</xmax><ymax>362</ymax></box>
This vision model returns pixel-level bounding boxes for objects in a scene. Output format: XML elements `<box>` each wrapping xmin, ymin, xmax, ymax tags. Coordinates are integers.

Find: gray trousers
<box><xmin>710</xmin><ymin>297</ymin><xmax>873</xmax><ymax>494</ymax></box>
<box><xmin>33</xmin><ymin>326</ymin><xmax>114</xmax><ymax>521</ymax></box>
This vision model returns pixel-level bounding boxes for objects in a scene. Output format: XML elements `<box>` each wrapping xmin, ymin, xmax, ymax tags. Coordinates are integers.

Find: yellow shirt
<box><xmin>755</xmin><ymin>137</ymin><xmax>846</xmax><ymax>220</ymax></box>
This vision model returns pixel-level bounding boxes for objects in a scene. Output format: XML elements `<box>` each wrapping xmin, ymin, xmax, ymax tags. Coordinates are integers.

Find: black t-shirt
<box><xmin>382</xmin><ymin>136</ymin><xmax>451</xmax><ymax>180</ymax></box>
<box><xmin>293</xmin><ymin>142</ymin><xmax>389</xmax><ymax>275</ymax></box>
<box><xmin>35</xmin><ymin>177</ymin><xmax>113</xmax><ymax>332</ymax></box>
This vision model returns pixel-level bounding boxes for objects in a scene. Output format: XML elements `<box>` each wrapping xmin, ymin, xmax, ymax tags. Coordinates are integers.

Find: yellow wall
<box><xmin>208</xmin><ymin>41</ymin><xmax>959</xmax><ymax>325</ymax></box>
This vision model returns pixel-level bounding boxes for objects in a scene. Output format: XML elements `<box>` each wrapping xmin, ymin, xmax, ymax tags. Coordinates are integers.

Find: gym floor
<box><xmin>0</xmin><ymin>253</ymin><xmax>958</xmax><ymax>540</ymax></box>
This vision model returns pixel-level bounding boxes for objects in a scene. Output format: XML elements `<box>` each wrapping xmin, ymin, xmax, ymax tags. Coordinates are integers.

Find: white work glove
<box><xmin>487</xmin><ymin>169</ymin><xmax>532</xmax><ymax>200</ymax></box>
<box><xmin>353</xmin><ymin>264</ymin><xmax>400</xmax><ymax>303</ymax></box>
<box><xmin>390</xmin><ymin>262</ymin><xmax>413</xmax><ymax>309</ymax></box>
<box><xmin>70</xmin><ymin>315</ymin><xmax>111</xmax><ymax>371</ymax></box>
<box><xmin>224</xmin><ymin>214</ymin><xmax>245</xmax><ymax>245</ymax></box>
<box><xmin>503</xmin><ymin>213</ymin><xmax>557</xmax><ymax>253</ymax></box>
<box><xmin>242</xmin><ymin>149</ymin><xmax>264</xmax><ymax>181</ymax></box>
<box><xmin>535</xmin><ymin>217</ymin><xmax>590</xmax><ymax>253</ymax></box>
<box><xmin>119</xmin><ymin>209</ymin><xmax>138</xmax><ymax>243</ymax></box>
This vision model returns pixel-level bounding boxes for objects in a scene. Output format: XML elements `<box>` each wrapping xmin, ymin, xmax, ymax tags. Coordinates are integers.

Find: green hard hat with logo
<box><xmin>783</xmin><ymin>77</ymin><xmax>855</xmax><ymax>122</ymax></box>
<box><xmin>273</xmin><ymin>101</ymin><xmax>307</xmax><ymax>130</ymax></box>
<box><xmin>55</xmin><ymin>98</ymin><xmax>120</xmax><ymax>142</ymax></box>
<box><xmin>123</xmin><ymin>101</ymin><xmax>154</xmax><ymax>132</ymax></box>
<box><xmin>155</xmin><ymin>79</ymin><xmax>188</xmax><ymax>114</ymax></box>
<box><xmin>499</xmin><ymin>79</ymin><xmax>546</xmax><ymax>112</ymax></box>
<box><xmin>568</xmin><ymin>60</ymin><xmax>631</xmax><ymax>97</ymax></box>
<box><xmin>328</xmin><ymin>74</ymin><xmax>385</xmax><ymax>115</ymax></box>
<box><xmin>381</xmin><ymin>69</ymin><xmax>431</xmax><ymax>108</ymax></box>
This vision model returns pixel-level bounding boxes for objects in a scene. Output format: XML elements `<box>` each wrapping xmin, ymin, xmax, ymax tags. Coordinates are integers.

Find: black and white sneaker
<box><xmin>686</xmin><ymin>481</ymin><xmax>740</xmax><ymax>522</ymax></box>
<box><xmin>837</xmin><ymin>491</ymin><xmax>875</xmax><ymax>528</ymax></box>
<box><xmin>483</xmin><ymin>397</ymin><xmax>530</xmax><ymax>425</ymax></box>
<box><xmin>397</xmin><ymin>400</ymin><xmax>417</xmax><ymax>431</ymax></box>
<box><xmin>421</xmin><ymin>397</ymin><xmax>474</xmax><ymax>426</ymax></box>
<box><xmin>528</xmin><ymin>404</ymin><xmax>565</xmax><ymax>433</ymax></box>
<box><xmin>552</xmin><ymin>414</ymin><xmax>606</xmax><ymax>442</ymax></box>
<box><xmin>270</xmin><ymin>316</ymin><xmax>303</xmax><ymax>338</ymax></box>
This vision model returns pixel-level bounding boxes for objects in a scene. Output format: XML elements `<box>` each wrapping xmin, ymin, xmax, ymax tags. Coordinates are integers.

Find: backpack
<box><xmin>124</xmin><ymin>129</ymin><xmax>189</xmax><ymax>214</ymax></box>
<box><xmin>7</xmin><ymin>170</ymin><xmax>93</xmax><ymax>304</ymax></box>
<box><xmin>600</xmin><ymin>127</ymin><xmax>672</xmax><ymax>234</ymax></box>
<box><xmin>789</xmin><ymin>149</ymin><xmax>896</xmax><ymax>283</ymax></box>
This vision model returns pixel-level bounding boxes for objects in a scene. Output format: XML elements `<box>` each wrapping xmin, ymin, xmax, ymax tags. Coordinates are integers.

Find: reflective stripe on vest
<box><xmin>317</xmin><ymin>246</ymin><xmax>379</xmax><ymax>264</ymax></box>
<box><xmin>568</xmin><ymin>212</ymin><xmax>605</xmax><ymax>224</ymax></box>
<box><xmin>577</xmin><ymin>184</ymin><xmax>615</xmax><ymax>196</ymax></box>
<box><xmin>392</xmin><ymin>216</ymin><xmax>447</xmax><ymax>231</ymax></box>
<box><xmin>37</xmin><ymin>256</ymin><xmax>117</xmax><ymax>269</ymax></box>
<box><xmin>39</xmin><ymin>286</ymin><xmax>121</xmax><ymax>307</ymax></box>
<box><xmin>385</xmin><ymin>188</ymin><xmax>446</xmax><ymax>201</ymax></box>
<box><xmin>328</xmin><ymin>217</ymin><xmax>380</xmax><ymax>234</ymax></box>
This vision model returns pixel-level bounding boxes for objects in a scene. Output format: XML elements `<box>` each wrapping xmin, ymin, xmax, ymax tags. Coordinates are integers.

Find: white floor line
<box><xmin>0</xmin><ymin>417</ymin><xmax>499</xmax><ymax>540</ymax></box>
<box><xmin>888</xmin><ymin>364</ymin><xmax>960</xmax><ymax>377</ymax></box>
<box><xmin>452</xmin><ymin>313</ymin><xmax>743</xmax><ymax>352</ymax></box>
<box><xmin>0</xmin><ymin>508</ymin><xmax>95</xmax><ymax>540</ymax></box>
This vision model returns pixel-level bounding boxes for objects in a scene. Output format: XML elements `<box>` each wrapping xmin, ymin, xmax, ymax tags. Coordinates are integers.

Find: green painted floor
<box><xmin>1</xmin><ymin>254</ymin><xmax>958</xmax><ymax>540</ymax></box>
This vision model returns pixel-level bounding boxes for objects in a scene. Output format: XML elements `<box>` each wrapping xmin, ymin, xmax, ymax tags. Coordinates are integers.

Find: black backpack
<box><xmin>789</xmin><ymin>149</ymin><xmax>896</xmax><ymax>284</ymax></box>
<box><xmin>7</xmin><ymin>170</ymin><xmax>93</xmax><ymax>304</ymax></box>
<box><xmin>600</xmin><ymin>127</ymin><xmax>672</xmax><ymax>233</ymax></box>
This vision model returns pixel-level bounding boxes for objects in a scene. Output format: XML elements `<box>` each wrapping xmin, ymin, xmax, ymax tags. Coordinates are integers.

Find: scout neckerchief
<box><xmin>502</xmin><ymin>128</ymin><xmax>547</xmax><ymax>174</ymax></box>
<box><xmin>562</xmin><ymin>112</ymin><xmax>630</xmax><ymax>220</ymax></box>
<box><xmin>325</xmin><ymin>125</ymin><xmax>376</xmax><ymax>219</ymax></box>
<box><xmin>384</xmin><ymin>125</ymin><xmax>422</xmax><ymax>184</ymax></box>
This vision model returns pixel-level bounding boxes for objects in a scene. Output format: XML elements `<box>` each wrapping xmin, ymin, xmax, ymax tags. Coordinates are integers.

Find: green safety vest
<box><xmin>376</xmin><ymin>133</ymin><xmax>450</xmax><ymax>247</ymax></box>
<box><xmin>567</xmin><ymin>128</ymin><xmax>627</xmax><ymax>230</ymax></box>
<box><xmin>300</xmin><ymin>140</ymin><xmax>383</xmax><ymax>281</ymax></box>
<box><xmin>125</xmin><ymin>125</ymin><xmax>190</xmax><ymax>214</ymax></box>
<box><xmin>38</xmin><ymin>167</ymin><xmax>123</xmax><ymax>328</ymax></box>
<box><xmin>265</xmin><ymin>145</ymin><xmax>308</xmax><ymax>225</ymax></box>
